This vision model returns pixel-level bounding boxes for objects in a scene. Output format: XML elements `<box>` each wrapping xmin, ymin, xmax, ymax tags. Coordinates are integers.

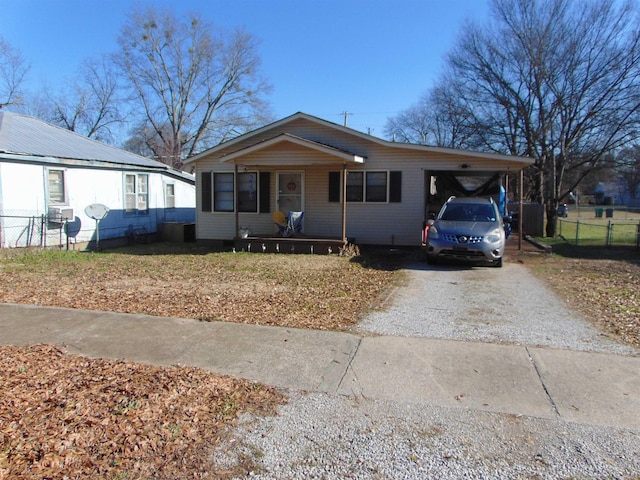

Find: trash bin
<box><xmin>605</xmin><ymin>208</ymin><xmax>614</xmax><ymax>218</ymax></box>
<box><xmin>595</xmin><ymin>208</ymin><xmax>604</xmax><ymax>218</ymax></box>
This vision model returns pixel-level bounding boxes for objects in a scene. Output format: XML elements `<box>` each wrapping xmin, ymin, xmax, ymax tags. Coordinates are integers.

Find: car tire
<box><xmin>493</xmin><ymin>257</ymin><xmax>503</xmax><ymax>268</ymax></box>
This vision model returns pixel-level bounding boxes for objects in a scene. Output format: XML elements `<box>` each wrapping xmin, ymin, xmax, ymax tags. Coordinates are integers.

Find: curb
<box><xmin>524</xmin><ymin>235</ymin><xmax>552</xmax><ymax>253</ymax></box>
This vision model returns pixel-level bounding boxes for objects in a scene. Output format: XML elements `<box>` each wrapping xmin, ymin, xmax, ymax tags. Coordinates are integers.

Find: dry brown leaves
<box><xmin>523</xmin><ymin>253</ymin><xmax>640</xmax><ymax>349</ymax></box>
<box><xmin>0</xmin><ymin>247</ymin><xmax>401</xmax><ymax>477</ymax></box>
<box><xmin>0</xmin><ymin>344</ymin><xmax>284</xmax><ymax>479</ymax></box>
<box><xmin>0</xmin><ymin>246</ymin><xmax>400</xmax><ymax>331</ymax></box>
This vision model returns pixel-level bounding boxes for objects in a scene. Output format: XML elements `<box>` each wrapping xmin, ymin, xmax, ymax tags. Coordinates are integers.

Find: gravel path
<box><xmin>216</xmin><ymin>392</ymin><xmax>640</xmax><ymax>479</ymax></box>
<box><xmin>213</xmin><ymin>262</ymin><xmax>640</xmax><ymax>478</ymax></box>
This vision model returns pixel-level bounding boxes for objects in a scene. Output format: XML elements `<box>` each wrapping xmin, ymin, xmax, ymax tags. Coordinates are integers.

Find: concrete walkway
<box><xmin>1</xmin><ymin>303</ymin><xmax>639</xmax><ymax>431</ymax></box>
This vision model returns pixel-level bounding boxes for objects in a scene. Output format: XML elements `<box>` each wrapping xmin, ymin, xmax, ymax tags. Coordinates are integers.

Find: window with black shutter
<box><xmin>389</xmin><ymin>171</ymin><xmax>402</xmax><ymax>203</ymax></box>
<box><xmin>259</xmin><ymin>172</ymin><xmax>271</xmax><ymax>213</ymax></box>
<box><xmin>328</xmin><ymin>171</ymin><xmax>341</xmax><ymax>202</ymax></box>
<box><xmin>201</xmin><ymin>172</ymin><xmax>212</xmax><ymax>212</ymax></box>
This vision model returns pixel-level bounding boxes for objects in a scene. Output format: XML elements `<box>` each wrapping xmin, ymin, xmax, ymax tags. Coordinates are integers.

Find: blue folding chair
<box><xmin>287</xmin><ymin>211</ymin><xmax>304</xmax><ymax>236</ymax></box>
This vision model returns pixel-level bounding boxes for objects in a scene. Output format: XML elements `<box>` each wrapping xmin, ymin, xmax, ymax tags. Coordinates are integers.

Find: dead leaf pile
<box><xmin>0</xmin><ymin>246</ymin><xmax>401</xmax><ymax>331</ymax></box>
<box><xmin>0</xmin><ymin>344</ymin><xmax>284</xmax><ymax>479</ymax></box>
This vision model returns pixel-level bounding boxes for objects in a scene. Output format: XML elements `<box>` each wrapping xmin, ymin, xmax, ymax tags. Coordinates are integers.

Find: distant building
<box><xmin>0</xmin><ymin>111</ymin><xmax>195</xmax><ymax>248</ymax></box>
<box><xmin>593</xmin><ymin>182</ymin><xmax>638</xmax><ymax>206</ymax></box>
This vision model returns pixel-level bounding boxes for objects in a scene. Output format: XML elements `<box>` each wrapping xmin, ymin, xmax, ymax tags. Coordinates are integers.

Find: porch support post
<box><xmin>519</xmin><ymin>169</ymin><xmax>523</xmax><ymax>251</ymax></box>
<box><xmin>234</xmin><ymin>163</ymin><xmax>239</xmax><ymax>239</ymax></box>
<box><xmin>341</xmin><ymin>164</ymin><xmax>347</xmax><ymax>244</ymax></box>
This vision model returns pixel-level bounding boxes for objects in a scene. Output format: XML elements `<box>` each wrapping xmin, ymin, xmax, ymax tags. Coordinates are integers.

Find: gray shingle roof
<box><xmin>0</xmin><ymin>111</ymin><xmax>165</xmax><ymax>169</ymax></box>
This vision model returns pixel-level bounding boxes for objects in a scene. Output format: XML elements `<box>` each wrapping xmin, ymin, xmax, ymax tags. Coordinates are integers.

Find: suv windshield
<box><xmin>440</xmin><ymin>204</ymin><xmax>497</xmax><ymax>222</ymax></box>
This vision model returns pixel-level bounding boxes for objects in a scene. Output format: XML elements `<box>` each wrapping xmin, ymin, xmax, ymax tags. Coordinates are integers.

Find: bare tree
<box><xmin>385</xmin><ymin>94</ymin><xmax>432</xmax><ymax>144</ymax></box>
<box><xmin>0</xmin><ymin>36</ymin><xmax>30</xmax><ymax>109</ymax></box>
<box><xmin>385</xmin><ymin>77</ymin><xmax>479</xmax><ymax>149</ymax></box>
<box><xmin>392</xmin><ymin>0</ymin><xmax>640</xmax><ymax>236</ymax></box>
<box><xmin>40</xmin><ymin>55</ymin><xmax>124</xmax><ymax>143</ymax></box>
<box><xmin>114</xmin><ymin>6</ymin><xmax>272</xmax><ymax>169</ymax></box>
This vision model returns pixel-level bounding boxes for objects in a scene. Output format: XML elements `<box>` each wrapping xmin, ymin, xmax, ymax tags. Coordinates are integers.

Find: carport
<box><xmin>423</xmin><ymin>169</ymin><xmax>526</xmax><ymax>250</ymax></box>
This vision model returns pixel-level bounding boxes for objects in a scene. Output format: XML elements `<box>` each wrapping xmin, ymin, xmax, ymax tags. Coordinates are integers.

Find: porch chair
<box><xmin>272</xmin><ymin>210</ymin><xmax>288</xmax><ymax>236</ymax></box>
<box><xmin>287</xmin><ymin>211</ymin><xmax>304</xmax><ymax>236</ymax></box>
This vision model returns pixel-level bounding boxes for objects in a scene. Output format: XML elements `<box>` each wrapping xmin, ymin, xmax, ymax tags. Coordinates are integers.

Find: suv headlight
<box><xmin>485</xmin><ymin>228</ymin><xmax>502</xmax><ymax>243</ymax></box>
<box><xmin>428</xmin><ymin>226</ymin><xmax>439</xmax><ymax>240</ymax></box>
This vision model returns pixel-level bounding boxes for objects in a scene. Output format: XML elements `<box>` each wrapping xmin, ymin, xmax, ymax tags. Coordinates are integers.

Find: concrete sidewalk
<box><xmin>1</xmin><ymin>303</ymin><xmax>639</xmax><ymax>431</ymax></box>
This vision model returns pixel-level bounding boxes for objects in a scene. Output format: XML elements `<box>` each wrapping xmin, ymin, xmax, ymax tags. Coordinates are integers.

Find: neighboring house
<box><xmin>594</xmin><ymin>182</ymin><xmax>639</xmax><ymax>206</ymax></box>
<box><xmin>0</xmin><ymin>111</ymin><xmax>195</xmax><ymax>248</ymax></box>
<box><xmin>185</xmin><ymin>112</ymin><xmax>533</xmax><ymax>249</ymax></box>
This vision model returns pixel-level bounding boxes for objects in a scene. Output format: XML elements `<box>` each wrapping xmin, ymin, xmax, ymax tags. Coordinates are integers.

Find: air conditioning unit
<box><xmin>48</xmin><ymin>206</ymin><xmax>74</xmax><ymax>223</ymax></box>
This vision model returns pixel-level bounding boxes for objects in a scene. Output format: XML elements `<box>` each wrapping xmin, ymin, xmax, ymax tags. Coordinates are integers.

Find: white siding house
<box><xmin>185</xmin><ymin>113</ymin><xmax>533</xmax><ymax>249</ymax></box>
<box><xmin>0</xmin><ymin>111</ymin><xmax>195</xmax><ymax>248</ymax></box>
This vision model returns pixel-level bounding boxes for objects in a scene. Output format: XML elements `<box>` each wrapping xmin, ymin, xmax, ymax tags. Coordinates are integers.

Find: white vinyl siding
<box><xmin>192</xmin><ymin>116</ymin><xmax>525</xmax><ymax>246</ymax></box>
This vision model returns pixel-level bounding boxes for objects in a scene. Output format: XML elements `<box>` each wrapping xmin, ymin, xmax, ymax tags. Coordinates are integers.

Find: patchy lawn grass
<box><xmin>521</xmin><ymin>241</ymin><xmax>640</xmax><ymax>350</ymax></box>
<box><xmin>0</xmin><ymin>243</ymin><xmax>405</xmax><ymax>331</ymax></box>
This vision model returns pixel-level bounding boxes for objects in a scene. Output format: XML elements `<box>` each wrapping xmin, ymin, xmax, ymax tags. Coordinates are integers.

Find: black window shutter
<box><xmin>201</xmin><ymin>172</ymin><xmax>212</xmax><ymax>212</ymax></box>
<box><xmin>328</xmin><ymin>171</ymin><xmax>341</xmax><ymax>202</ymax></box>
<box><xmin>389</xmin><ymin>171</ymin><xmax>402</xmax><ymax>203</ymax></box>
<box><xmin>259</xmin><ymin>172</ymin><xmax>271</xmax><ymax>213</ymax></box>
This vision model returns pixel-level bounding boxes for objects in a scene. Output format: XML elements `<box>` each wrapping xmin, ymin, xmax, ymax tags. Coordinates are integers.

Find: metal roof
<box><xmin>185</xmin><ymin>112</ymin><xmax>534</xmax><ymax>168</ymax></box>
<box><xmin>0</xmin><ymin>111</ymin><xmax>167</xmax><ymax>170</ymax></box>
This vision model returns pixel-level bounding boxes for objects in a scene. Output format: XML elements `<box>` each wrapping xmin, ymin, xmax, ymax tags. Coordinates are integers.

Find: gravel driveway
<box><xmin>356</xmin><ymin>263</ymin><xmax>637</xmax><ymax>355</ymax></box>
<box><xmin>214</xmin><ymin>262</ymin><xmax>640</xmax><ymax>479</ymax></box>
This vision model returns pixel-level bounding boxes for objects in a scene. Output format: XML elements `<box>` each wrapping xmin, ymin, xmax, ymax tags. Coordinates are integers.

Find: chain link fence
<box><xmin>558</xmin><ymin>218</ymin><xmax>640</xmax><ymax>247</ymax></box>
<box><xmin>0</xmin><ymin>211</ymin><xmax>67</xmax><ymax>249</ymax></box>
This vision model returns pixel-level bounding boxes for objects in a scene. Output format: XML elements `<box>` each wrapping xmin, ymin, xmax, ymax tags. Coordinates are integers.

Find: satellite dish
<box><xmin>84</xmin><ymin>203</ymin><xmax>109</xmax><ymax>221</ymax></box>
<box><xmin>84</xmin><ymin>204</ymin><xmax>109</xmax><ymax>251</ymax></box>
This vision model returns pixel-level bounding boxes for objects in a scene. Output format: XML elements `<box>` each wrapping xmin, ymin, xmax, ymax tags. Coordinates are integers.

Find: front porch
<box><xmin>234</xmin><ymin>235</ymin><xmax>348</xmax><ymax>255</ymax></box>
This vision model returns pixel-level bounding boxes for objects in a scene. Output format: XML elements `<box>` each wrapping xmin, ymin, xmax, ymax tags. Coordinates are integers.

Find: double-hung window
<box><xmin>165</xmin><ymin>183</ymin><xmax>175</xmax><ymax>208</ymax></box>
<box><xmin>347</xmin><ymin>171</ymin><xmax>388</xmax><ymax>203</ymax></box>
<box><xmin>213</xmin><ymin>173</ymin><xmax>234</xmax><ymax>212</ymax></box>
<box><xmin>330</xmin><ymin>170</ymin><xmax>402</xmax><ymax>204</ymax></box>
<box><xmin>237</xmin><ymin>172</ymin><xmax>258</xmax><ymax>212</ymax></box>
<box><xmin>48</xmin><ymin>169</ymin><xmax>66</xmax><ymax>204</ymax></box>
<box><xmin>125</xmin><ymin>173</ymin><xmax>149</xmax><ymax>214</ymax></box>
<box><xmin>346</xmin><ymin>172</ymin><xmax>364</xmax><ymax>202</ymax></box>
<box><xmin>201</xmin><ymin>171</ymin><xmax>270</xmax><ymax>213</ymax></box>
<box><xmin>365</xmin><ymin>172</ymin><xmax>387</xmax><ymax>202</ymax></box>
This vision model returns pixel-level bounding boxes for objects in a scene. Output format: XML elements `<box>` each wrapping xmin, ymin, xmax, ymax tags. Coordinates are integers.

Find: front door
<box><xmin>277</xmin><ymin>172</ymin><xmax>304</xmax><ymax>214</ymax></box>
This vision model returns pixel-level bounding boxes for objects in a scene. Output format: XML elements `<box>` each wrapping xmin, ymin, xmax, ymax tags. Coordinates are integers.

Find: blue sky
<box><xmin>2</xmin><ymin>0</ymin><xmax>490</xmax><ymax>137</ymax></box>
